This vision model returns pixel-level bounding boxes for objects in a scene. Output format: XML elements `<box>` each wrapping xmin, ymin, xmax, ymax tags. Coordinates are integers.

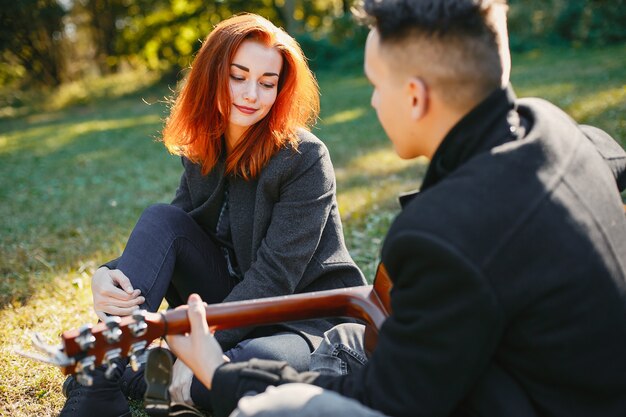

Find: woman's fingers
<box><xmin>95</xmin><ymin>310</ymin><xmax>108</xmax><ymax>322</ymax></box>
<box><xmin>108</xmin><ymin>269</ymin><xmax>136</xmax><ymax>294</ymax></box>
<box><xmin>92</xmin><ymin>268</ymin><xmax>145</xmax><ymax>318</ymax></box>
<box><xmin>92</xmin><ymin>268</ymin><xmax>139</xmax><ymax>299</ymax></box>
<box><xmin>94</xmin><ymin>292</ymin><xmax>145</xmax><ymax>312</ymax></box>
<box><xmin>96</xmin><ymin>303</ymin><xmax>145</xmax><ymax>317</ymax></box>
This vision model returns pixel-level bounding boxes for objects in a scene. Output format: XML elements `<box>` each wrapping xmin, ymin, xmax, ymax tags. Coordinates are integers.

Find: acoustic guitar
<box><xmin>19</xmin><ymin>263</ymin><xmax>392</xmax><ymax>386</ymax></box>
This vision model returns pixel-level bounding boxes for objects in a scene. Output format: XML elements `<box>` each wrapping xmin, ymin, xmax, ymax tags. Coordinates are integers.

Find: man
<box><xmin>167</xmin><ymin>1</ymin><xmax>626</xmax><ymax>416</ymax></box>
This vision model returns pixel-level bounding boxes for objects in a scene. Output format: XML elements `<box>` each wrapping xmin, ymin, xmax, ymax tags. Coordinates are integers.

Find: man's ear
<box><xmin>408</xmin><ymin>77</ymin><xmax>428</xmax><ymax>120</ymax></box>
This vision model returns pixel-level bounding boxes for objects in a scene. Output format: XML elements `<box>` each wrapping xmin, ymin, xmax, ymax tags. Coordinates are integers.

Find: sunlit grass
<box><xmin>322</xmin><ymin>107</ymin><xmax>367</xmax><ymax>125</ymax></box>
<box><xmin>335</xmin><ymin>149</ymin><xmax>428</xmax><ymax>222</ymax></box>
<box><xmin>1</xmin><ymin>44</ymin><xmax>625</xmax><ymax>416</ymax></box>
<box><xmin>1</xmin><ymin>270</ymin><xmax>93</xmax><ymax>415</ymax></box>
<box><xmin>510</xmin><ymin>43</ymin><xmax>626</xmax><ymax>145</ymax></box>
<box><xmin>569</xmin><ymin>86</ymin><xmax>626</xmax><ymax>121</ymax></box>
<box><xmin>0</xmin><ymin>70</ymin><xmax>163</xmax><ymax>119</ymax></box>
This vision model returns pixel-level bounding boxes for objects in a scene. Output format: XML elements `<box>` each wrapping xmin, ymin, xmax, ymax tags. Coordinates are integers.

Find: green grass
<box><xmin>1</xmin><ymin>44</ymin><xmax>625</xmax><ymax>416</ymax></box>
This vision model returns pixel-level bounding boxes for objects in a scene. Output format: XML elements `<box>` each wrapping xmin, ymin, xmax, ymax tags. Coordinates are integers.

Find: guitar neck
<box><xmin>60</xmin><ymin>284</ymin><xmax>389</xmax><ymax>375</ymax></box>
<box><xmin>165</xmin><ymin>285</ymin><xmax>388</xmax><ymax>335</ymax></box>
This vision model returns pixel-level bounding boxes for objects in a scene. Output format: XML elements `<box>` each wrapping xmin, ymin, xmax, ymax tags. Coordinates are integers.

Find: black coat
<box><xmin>209</xmin><ymin>87</ymin><xmax>626</xmax><ymax>417</ymax></box>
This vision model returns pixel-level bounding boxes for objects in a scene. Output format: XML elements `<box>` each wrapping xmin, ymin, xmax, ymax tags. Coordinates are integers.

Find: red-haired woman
<box><xmin>59</xmin><ymin>13</ymin><xmax>365</xmax><ymax>417</ymax></box>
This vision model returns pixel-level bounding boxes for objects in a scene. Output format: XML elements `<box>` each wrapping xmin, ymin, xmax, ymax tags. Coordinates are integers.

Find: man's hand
<box><xmin>170</xmin><ymin>359</ymin><xmax>194</xmax><ymax>405</ymax></box>
<box><xmin>166</xmin><ymin>294</ymin><xmax>225</xmax><ymax>390</ymax></box>
<box><xmin>91</xmin><ymin>267</ymin><xmax>144</xmax><ymax>321</ymax></box>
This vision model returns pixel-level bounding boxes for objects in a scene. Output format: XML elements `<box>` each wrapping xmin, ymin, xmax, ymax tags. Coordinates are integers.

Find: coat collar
<box><xmin>400</xmin><ymin>86</ymin><xmax>518</xmax><ymax>209</ymax></box>
<box><xmin>421</xmin><ymin>86</ymin><xmax>518</xmax><ymax>191</ymax></box>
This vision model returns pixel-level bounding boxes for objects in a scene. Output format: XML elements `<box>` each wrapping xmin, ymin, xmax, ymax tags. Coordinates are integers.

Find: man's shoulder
<box><xmin>387</xmin><ymin>103</ymin><xmax>625</xmax><ymax>271</ymax></box>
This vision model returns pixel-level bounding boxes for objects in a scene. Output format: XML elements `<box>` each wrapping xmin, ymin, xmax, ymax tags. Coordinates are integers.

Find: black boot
<box><xmin>58</xmin><ymin>359</ymin><xmax>132</xmax><ymax>417</ymax></box>
<box><xmin>119</xmin><ymin>361</ymin><xmax>147</xmax><ymax>401</ymax></box>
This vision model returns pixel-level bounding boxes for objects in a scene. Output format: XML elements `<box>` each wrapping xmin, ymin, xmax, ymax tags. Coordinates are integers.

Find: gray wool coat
<box><xmin>166</xmin><ymin>129</ymin><xmax>365</xmax><ymax>350</ymax></box>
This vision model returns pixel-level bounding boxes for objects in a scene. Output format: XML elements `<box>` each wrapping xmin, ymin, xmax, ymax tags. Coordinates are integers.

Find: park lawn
<box><xmin>1</xmin><ymin>43</ymin><xmax>625</xmax><ymax>416</ymax></box>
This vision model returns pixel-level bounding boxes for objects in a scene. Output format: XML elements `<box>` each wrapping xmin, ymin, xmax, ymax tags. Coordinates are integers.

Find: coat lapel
<box><xmin>228</xmin><ymin>176</ymin><xmax>258</xmax><ymax>273</ymax></box>
<box><xmin>189</xmin><ymin>160</ymin><xmax>227</xmax><ymax>233</ymax></box>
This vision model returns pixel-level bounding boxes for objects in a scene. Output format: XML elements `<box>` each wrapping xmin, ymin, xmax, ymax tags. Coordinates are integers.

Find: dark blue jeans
<box><xmin>116</xmin><ymin>204</ymin><xmax>310</xmax><ymax>408</ymax></box>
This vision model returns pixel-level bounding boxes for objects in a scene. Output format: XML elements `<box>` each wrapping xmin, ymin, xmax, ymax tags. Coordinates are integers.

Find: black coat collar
<box><xmin>421</xmin><ymin>86</ymin><xmax>518</xmax><ymax>191</ymax></box>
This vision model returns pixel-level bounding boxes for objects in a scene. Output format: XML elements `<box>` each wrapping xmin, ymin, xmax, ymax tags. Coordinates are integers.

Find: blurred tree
<box><xmin>8</xmin><ymin>0</ymin><xmax>623</xmax><ymax>90</ymax></box>
<box><xmin>0</xmin><ymin>0</ymin><xmax>66</xmax><ymax>86</ymax></box>
<box><xmin>277</xmin><ymin>0</ymin><xmax>299</xmax><ymax>34</ymax></box>
<box><xmin>75</xmin><ymin>0</ymin><xmax>128</xmax><ymax>74</ymax></box>
<box><xmin>556</xmin><ymin>0</ymin><xmax>626</xmax><ymax>45</ymax></box>
<box><xmin>507</xmin><ymin>0</ymin><xmax>626</xmax><ymax>50</ymax></box>
<box><xmin>341</xmin><ymin>0</ymin><xmax>350</xmax><ymax>14</ymax></box>
<box><xmin>117</xmin><ymin>0</ymin><xmax>284</xmax><ymax>73</ymax></box>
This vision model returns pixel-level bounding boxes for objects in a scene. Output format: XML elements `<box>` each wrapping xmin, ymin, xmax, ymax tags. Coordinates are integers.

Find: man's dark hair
<box><xmin>355</xmin><ymin>0</ymin><xmax>508</xmax><ymax>108</ymax></box>
<box><xmin>356</xmin><ymin>0</ymin><xmax>504</xmax><ymax>43</ymax></box>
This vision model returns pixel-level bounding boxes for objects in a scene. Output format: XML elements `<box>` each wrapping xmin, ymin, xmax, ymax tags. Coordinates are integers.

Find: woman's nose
<box><xmin>244</xmin><ymin>83</ymin><xmax>258</xmax><ymax>102</ymax></box>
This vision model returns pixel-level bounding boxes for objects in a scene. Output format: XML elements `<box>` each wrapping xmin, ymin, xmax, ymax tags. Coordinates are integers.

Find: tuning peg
<box><xmin>103</xmin><ymin>316</ymin><xmax>122</xmax><ymax>344</ymax></box>
<box><xmin>75</xmin><ymin>325</ymin><xmax>96</xmax><ymax>352</ymax></box>
<box><xmin>128</xmin><ymin>341</ymin><xmax>147</xmax><ymax>372</ymax></box>
<box><xmin>103</xmin><ymin>348</ymin><xmax>122</xmax><ymax>380</ymax></box>
<box><xmin>75</xmin><ymin>356</ymin><xmax>95</xmax><ymax>386</ymax></box>
<box><xmin>14</xmin><ymin>332</ymin><xmax>74</xmax><ymax>368</ymax></box>
<box><xmin>129</xmin><ymin>309</ymin><xmax>148</xmax><ymax>337</ymax></box>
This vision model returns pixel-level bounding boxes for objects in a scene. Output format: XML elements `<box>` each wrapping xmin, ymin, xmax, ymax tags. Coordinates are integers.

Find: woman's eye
<box><xmin>261</xmin><ymin>82</ymin><xmax>276</xmax><ymax>89</ymax></box>
<box><xmin>230</xmin><ymin>75</ymin><xmax>245</xmax><ymax>81</ymax></box>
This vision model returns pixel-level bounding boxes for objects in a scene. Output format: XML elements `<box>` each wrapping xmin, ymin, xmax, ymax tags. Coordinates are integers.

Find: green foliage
<box><xmin>296</xmin><ymin>14</ymin><xmax>368</xmax><ymax>72</ymax></box>
<box><xmin>2</xmin><ymin>0</ymin><xmax>625</xmax><ymax>89</ymax></box>
<box><xmin>0</xmin><ymin>0</ymin><xmax>66</xmax><ymax>86</ymax></box>
<box><xmin>113</xmin><ymin>0</ymin><xmax>288</xmax><ymax>72</ymax></box>
<box><xmin>507</xmin><ymin>0</ymin><xmax>626</xmax><ymax>51</ymax></box>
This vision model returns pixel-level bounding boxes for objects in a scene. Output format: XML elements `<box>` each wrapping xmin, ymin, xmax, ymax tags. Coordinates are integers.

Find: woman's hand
<box><xmin>170</xmin><ymin>359</ymin><xmax>194</xmax><ymax>405</ymax></box>
<box><xmin>166</xmin><ymin>294</ymin><xmax>225</xmax><ymax>390</ymax></box>
<box><xmin>91</xmin><ymin>267</ymin><xmax>144</xmax><ymax>321</ymax></box>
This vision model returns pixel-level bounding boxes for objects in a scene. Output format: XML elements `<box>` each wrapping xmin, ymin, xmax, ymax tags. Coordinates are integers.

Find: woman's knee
<box><xmin>134</xmin><ymin>204</ymin><xmax>199</xmax><ymax>240</ymax></box>
<box><xmin>140</xmin><ymin>203</ymin><xmax>189</xmax><ymax>226</ymax></box>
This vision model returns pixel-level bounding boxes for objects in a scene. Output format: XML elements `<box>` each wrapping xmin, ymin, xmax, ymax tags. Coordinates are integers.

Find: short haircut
<box><xmin>356</xmin><ymin>0</ymin><xmax>507</xmax><ymax>109</ymax></box>
<box><xmin>163</xmin><ymin>13</ymin><xmax>320</xmax><ymax>179</ymax></box>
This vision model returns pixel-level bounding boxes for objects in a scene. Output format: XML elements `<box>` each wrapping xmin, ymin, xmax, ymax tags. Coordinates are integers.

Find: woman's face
<box><xmin>226</xmin><ymin>39</ymin><xmax>283</xmax><ymax>145</ymax></box>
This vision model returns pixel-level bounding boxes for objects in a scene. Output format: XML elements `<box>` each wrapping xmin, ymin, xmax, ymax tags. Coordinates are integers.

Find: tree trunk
<box><xmin>279</xmin><ymin>0</ymin><xmax>300</xmax><ymax>34</ymax></box>
<box><xmin>85</xmin><ymin>0</ymin><xmax>120</xmax><ymax>74</ymax></box>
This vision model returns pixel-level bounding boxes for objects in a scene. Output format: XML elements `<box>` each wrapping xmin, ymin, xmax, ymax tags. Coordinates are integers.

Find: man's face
<box><xmin>364</xmin><ymin>29</ymin><xmax>420</xmax><ymax>159</ymax></box>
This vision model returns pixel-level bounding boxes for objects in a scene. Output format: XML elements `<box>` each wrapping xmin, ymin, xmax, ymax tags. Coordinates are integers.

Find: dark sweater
<box><xmin>208</xmin><ymin>87</ymin><xmax>626</xmax><ymax>417</ymax></box>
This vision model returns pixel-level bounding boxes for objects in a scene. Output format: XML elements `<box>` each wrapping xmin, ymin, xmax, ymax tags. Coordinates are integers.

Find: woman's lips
<box><xmin>234</xmin><ymin>104</ymin><xmax>258</xmax><ymax>115</ymax></box>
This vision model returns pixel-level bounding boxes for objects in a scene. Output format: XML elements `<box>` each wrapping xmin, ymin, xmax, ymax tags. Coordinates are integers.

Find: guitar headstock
<box><xmin>18</xmin><ymin>309</ymin><xmax>169</xmax><ymax>386</ymax></box>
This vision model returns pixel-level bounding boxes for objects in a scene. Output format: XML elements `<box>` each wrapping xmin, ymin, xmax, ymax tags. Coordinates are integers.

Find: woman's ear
<box><xmin>408</xmin><ymin>77</ymin><xmax>428</xmax><ymax>120</ymax></box>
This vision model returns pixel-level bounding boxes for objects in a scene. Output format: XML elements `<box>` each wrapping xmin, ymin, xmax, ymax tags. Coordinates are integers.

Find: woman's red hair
<box><xmin>162</xmin><ymin>13</ymin><xmax>320</xmax><ymax>179</ymax></box>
